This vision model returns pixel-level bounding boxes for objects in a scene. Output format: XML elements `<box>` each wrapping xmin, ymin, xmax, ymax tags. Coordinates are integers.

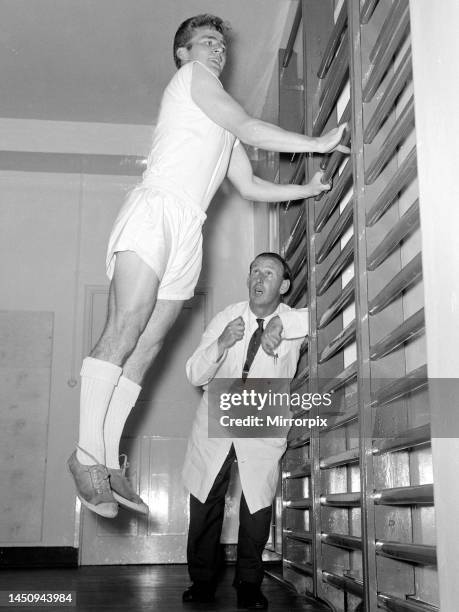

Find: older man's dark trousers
<box><xmin>187</xmin><ymin>445</ymin><xmax>272</xmax><ymax>587</ymax></box>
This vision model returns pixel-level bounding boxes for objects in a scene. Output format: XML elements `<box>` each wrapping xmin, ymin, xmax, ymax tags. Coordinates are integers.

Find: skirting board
<box><xmin>0</xmin><ymin>547</ymin><xmax>78</xmax><ymax>568</ymax></box>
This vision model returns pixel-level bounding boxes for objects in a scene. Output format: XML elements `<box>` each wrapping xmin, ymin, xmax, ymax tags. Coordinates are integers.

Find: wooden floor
<box><xmin>1</xmin><ymin>564</ymin><xmax>330</xmax><ymax>611</ymax></box>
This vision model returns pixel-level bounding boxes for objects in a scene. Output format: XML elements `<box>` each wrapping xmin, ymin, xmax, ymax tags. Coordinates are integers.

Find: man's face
<box><xmin>179</xmin><ymin>27</ymin><xmax>227</xmax><ymax>77</ymax></box>
<box><xmin>247</xmin><ymin>256</ymin><xmax>290</xmax><ymax>312</ymax></box>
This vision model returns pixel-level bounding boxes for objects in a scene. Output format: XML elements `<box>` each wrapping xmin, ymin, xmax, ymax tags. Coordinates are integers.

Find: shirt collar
<box><xmin>247</xmin><ymin>303</ymin><xmax>281</xmax><ymax>327</ymax></box>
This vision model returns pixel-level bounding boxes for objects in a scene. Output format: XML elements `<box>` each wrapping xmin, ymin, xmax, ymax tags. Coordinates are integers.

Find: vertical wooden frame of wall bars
<box><xmin>278</xmin><ymin>0</ymin><xmax>340</xmax><ymax>604</ymax></box>
<box><xmin>275</xmin><ymin>0</ymin><xmax>309</xmax><ymax>582</ymax></box>
<box><xmin>278</xmin><ymin>25</ymin><xmax>313</xmax><ymax>604</ymax></box>
<box><xmin>302</xmin><ymin>1</ymin><xmax>338</xmax><ymax>606</ymax></box>
<box><xmin>306</xmin><ymin>2</ymin><xmax>361</xmax><ymax>609</ymax></box>
<box><xmin>279</xmin><ymin>0</ymin><xmax>310</xmax><ymax>599</ymax></box>
<box><xmin>347</xmin><ymin>1</ymin><xmax>377</xmax><ymax>610</ymax></box>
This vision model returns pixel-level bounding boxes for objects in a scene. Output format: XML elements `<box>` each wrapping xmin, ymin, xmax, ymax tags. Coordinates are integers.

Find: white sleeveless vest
<box><xmin>141</xmin><ymin>61</ymin><xmax>238</xmax><ymax>212</ymax></box>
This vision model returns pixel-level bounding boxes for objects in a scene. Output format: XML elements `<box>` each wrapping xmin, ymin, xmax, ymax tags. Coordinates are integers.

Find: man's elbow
<box><xmin>236</xmin><ymin>181</ymin><xmax>262</xmax><ymax>202</ymax></box>
<box><xmin>234</xmin><ymin>118</ymin><xmax>263</xmax><ymax>147</ymax></box>
<box><xmin>238</xmin><ymin>185</ymin><xmax>255</xmax><ymax>201</ymax></box>
<box><xmin>186</xmin><ymin>370</ymin><xmax>202</xmax><ymax>387</ymax></box>
<box><xmin>228</xmin><ymin>173</ymin><xmax>256</xmax><ymax>200</ymax></box>
<box><xmin>185</xmin><ymin>360</ymin><xmax>197</xmax><ymax>385</ymax></box>
<box><xmin>186</xmin><ymin>359</ymin><xmax>209</xmax><ymax>387</ymax></box>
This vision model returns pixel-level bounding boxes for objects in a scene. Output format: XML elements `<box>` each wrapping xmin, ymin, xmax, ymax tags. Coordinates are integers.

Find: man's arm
<box><xmin>261</xmin><ymin>309</ymin><xmax>309</xmax><ymax>356</ymax></box>
<box><xmin>191</xmin><ymin>62</ymin><xmax>348</xmax><ymax>154</ymax></box>
<box><xmin>227</xmin><ymin>142</ymin><xmax>331</xmax><ymax>201</ymax></box>
<box><xmin>277</xmin><ymin>309</ymin><xmax>309</xmax><ymax>339</ymax></box>
<box><xmin>186</xmin><ymin>310</ymin><xmax>245</xmax><ymax>386</ymax></box>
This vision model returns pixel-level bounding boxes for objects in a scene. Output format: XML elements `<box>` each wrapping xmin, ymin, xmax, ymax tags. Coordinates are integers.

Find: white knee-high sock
<box><xmin>76</xmin><ymin>357</ymin><xmax>122</xmax><ymax>465</ymax></box>
<box><xmin>103</xmin><ymin>375</ymin><xmax>142</xmax><ymax>470</ymax></box>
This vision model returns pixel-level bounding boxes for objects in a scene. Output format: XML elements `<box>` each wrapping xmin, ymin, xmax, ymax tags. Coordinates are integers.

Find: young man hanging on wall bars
<box><xmin>68</xmin><ymin>13</ymin><xmax>348</xmax><ymax>519</ymax></box>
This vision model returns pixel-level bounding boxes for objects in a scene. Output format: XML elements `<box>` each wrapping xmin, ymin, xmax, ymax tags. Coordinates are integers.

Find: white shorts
<box><xmin>106</xmin><ymin>187</ymin><xmax>206</xmax><ymax>301</ymax></box>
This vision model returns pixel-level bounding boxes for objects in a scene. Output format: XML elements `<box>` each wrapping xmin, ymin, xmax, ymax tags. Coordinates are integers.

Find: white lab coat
<box><xmin>182</xmin><ymin>301</ymin><xmax>308</xmax><ymax>513</ymax></box>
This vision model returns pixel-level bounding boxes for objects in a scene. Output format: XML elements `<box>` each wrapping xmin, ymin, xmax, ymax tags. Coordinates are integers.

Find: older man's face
<box><xmin>247</xmin><ymin>256</ymin><xmax>288</xmax><ymax>311</ymax></box>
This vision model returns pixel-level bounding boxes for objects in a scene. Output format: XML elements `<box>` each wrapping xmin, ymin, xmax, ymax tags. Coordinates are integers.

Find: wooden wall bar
<box><xmin>276</xmin><ymin>1</ymin><xmax>437</xmax><ymax>610</ymax></box>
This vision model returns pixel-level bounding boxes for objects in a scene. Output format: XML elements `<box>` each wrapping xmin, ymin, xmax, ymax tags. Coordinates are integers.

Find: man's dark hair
<box><xmin>250</xmin><ymin>252</ymin><xmax>292</xmax><ymax>283</ymax></box>
<box><xmin>173</xmin><ymin>14</ymin><xmax>229</xmax><ymax>68</ymax></box>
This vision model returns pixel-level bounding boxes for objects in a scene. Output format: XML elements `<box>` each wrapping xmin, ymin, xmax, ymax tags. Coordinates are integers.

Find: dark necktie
<box><xmin>242</xmin><ymin>318</ymin><xmax>264</xmax><ymax>381</ymax></box>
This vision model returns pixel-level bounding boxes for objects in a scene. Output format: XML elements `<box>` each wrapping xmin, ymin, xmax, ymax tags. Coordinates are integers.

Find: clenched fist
<box><xmin>261</xmin><ymin>316</ymin><xmax>283</xmax><ymax>356</ymax></box>
<box><xmin>217</xmin><ymin>316</ymin><xmax>245</xmax><ymax>358</ymax></box>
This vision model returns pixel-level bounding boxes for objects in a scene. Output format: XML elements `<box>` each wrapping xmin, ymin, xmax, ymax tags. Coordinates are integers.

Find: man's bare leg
<box><xmin>101</xmin><ymin>298</ymin><xmax>183</xmax><ymax>513</ymax></box>
<box><xmin>76</xmin><ymin>251</ymin><xmax>160</xmax><ymax>465</ymax></box>
<box><xmin>69</xmin><ymin>251</ymin><xmax>161</xmax><ymax>517</ymax></box>
<box><xmin>104</xmin><ymin>298</ymin><xmax>184</xmax><ymax>463</ymax></box>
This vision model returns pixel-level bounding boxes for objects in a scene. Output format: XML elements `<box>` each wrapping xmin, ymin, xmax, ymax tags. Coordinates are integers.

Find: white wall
<box><xmin>409</xmin><ymin>1</ymin><xmax>459</xmax><ymax>608</ymax></box>
<box><xmin>0</xmin><ymin>119</ymin><xmax>253</xmax><ymax>547</ymax></box>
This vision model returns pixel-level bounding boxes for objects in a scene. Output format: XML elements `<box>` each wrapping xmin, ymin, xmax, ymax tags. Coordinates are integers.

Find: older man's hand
<box><xmin>261</xmin><ymin>316</ymin><xmax>283</xmax><ymax>356</ymax></box>
<box><xmin>217</xmin><ymin>317</ymin><xmax>245</xmax><ymax>358</ymax></box>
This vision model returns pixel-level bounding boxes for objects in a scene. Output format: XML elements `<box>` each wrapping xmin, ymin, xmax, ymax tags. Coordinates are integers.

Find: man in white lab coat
<box><xmin>182</xmin><ymin>252</ymin><xmax>308</xmax><ymax>610</ymax></box>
